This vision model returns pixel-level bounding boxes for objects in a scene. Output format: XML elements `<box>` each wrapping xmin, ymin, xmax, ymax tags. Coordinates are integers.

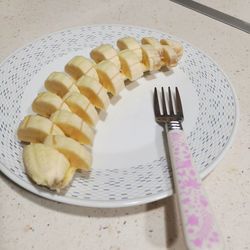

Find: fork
<box><xmin>153</xmin><ymin>87</ymin><xmax>223</xmax><ymax>250</ymax></box>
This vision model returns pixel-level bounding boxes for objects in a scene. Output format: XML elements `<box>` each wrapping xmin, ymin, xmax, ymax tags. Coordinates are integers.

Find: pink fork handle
<box><xmin>167</xmin><ymin>129</ymin><xmax>223</xmax><ymax>250</ymax></box>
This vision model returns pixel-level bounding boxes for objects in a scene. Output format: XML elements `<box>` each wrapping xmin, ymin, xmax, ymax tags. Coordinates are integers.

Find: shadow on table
<box><xmin>145</xmin><ymin>195</ymin><xmax>187</xmax><ymax>249</ymax></box>
<box><xmin>142</xmin><ymin>129</ymin><xmax>187</xmax><ymax>249</ymax></box>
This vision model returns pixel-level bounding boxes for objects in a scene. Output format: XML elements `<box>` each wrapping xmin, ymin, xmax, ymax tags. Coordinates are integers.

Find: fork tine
<box><xmin>153</xmin><ymin>88</ymin><xmax>161</xmax><ymax>117</ymax></box>
<box><xmin>175</xmin><ymin>87</ymin><xmax>184</xmax><ymax>120</ymax></box>
<box><xmin>168</xmin><ymin>87</ymin><xmax>174</xmax><ymax>115</ymax></box>
<box><xmin>161</xmin><ymin>87</ymin><xmax>168</xmax><ymax>115</ymax></box>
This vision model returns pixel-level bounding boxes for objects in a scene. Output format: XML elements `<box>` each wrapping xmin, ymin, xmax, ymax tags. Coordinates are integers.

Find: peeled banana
<box><xmin>160</xmin><ymin>38</ymin><xmax>183</xmax><ymax>58</ymax></box>
<box><xmin>161</xmin><ymin>45</ymin><xmax>178</xmax><ymax>67</ymax></box>
<box><xmin>141</xmin><ymin>37</ymin><xmax>163</xmax><ymax>56</ymax></box>
<box><xmin>23</xmin><ymin>143</ymin><xmax>75</xmax><ymax>191</ymax></box>
<box><xmin>45</xmin><ymin>72</ymin><xmax>79</xmax><ymax>98</ymax></box>
<box><xmin>32</xmin><ymin>92</ymin><xmax>70</xmax><ymax>117</ymax></box>
<box><xmin>95</xmin><ymin>60</ymin><xmax>125</xmax><ymax>95</ymax></box>
<box><xmin>50</xmin><ymin>110</ymin><xmax>94</xmax><ymax>145</ymax></box>
<box><xmin>65</xmin><ymin>56</ymin><xmax>99</xmax><ymax>81</ymax></box>
<box><xmin>90</xmin><ymin>44</ymin><xmax>120</xmax><ymax>69</ymax></box>
<box><xmin>76</xmin><ymin>75</ymin><xmax>110</xmax><ymax>110</ymax></box>
<box><xmin>63</xmin><ymin>92</ymin><xmax>99</xmax><ymax>127</ymax></box>
<box><xmin>141</xmin><ymin>44</ymin><xmax>162</xmax><ymax>72</ymax></box>
<box><xmin>117</xmin><ymin>37</ymin><xmax>142</xmax><ymax>61</ymax></box>
<box><xmin>18</xmin><ymin>36</ymin><xmax>183</xmax><ymax>192</ymax></box>
<box><xmin>118</xmin><ymin>49</ymin><xmax>144</xmax><ymax>81</ymax></box>
<box><xmin>44</xmin><ymin>135</ymin><xmax>92</xmax><ymax>171</ymax></box>
<box><xmin>141</xmin><ymin>37</ymin><xmax>179</xmax><ymax>67</ymax></box>
<box><xmin>17</xmin><ymin>115</ymin><xmax>64</xmax><ymax>143</ymax></box>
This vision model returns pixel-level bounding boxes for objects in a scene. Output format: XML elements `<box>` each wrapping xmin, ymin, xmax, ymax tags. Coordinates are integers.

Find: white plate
<box><xmin>0</xmin><ymin>24</ymin><xmax>238</xmax><ymax>207</ymax></box>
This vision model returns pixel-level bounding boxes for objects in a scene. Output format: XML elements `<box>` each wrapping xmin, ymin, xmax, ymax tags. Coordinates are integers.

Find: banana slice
<box><xmin>118</xmin><ymin>49</ymin><xmax>144</xmax><ymax>81</ymax></box>
<box><xmin>65</xmin><ymin>56</ymin><xmax>99</xmax><ymax>81</ymax></box>
<box><xmin>90</xmin><ymin>44</ymin><xmax>120</xmax><ymax>69</ymax></box>
<box><xmin>44</xmin><ymin>135</ymin><xmax>92</xmax><ymax>170</ymax></box>
<box><xmin>141</xmin><ymin>37</ymin><xmax>163</xmax><ymax>56</ymax></box>
<box><xmin>23</xmin><ymin>143</ymin><xmax>74</xmax><ymax>191</ymax></box>
<box><xmin>63</xmin><ymin>92</ymin><xmax>99</xmax><ymax>127</ymax></box>
<box><xmin>50</xmin><ymin>110</ymin><xmax>94</xmax><ymax>145</ymax></box>
<box><xmin>95</xmin><ymin>60</ymin><xmax>125</xmax><ymax>95</ymax></box>
<box><xmin>117</xmin><ymin>37</ymin><xmax>142</xmax><ymax>61</ymax></box>
<box><xmin>161</xmin><ymin>45</ymin><xmax>178</xmax><ymax>67</ymax></box>
<box><xmin>17</xmin><ymin>115</ymin><xmax>64</xmax><ymax>143</ymax></box>
<box><xmin>32</xmin><ymin>92</ymin><xmax>70</xmax><ymax>117</ymax></box>
<box><xmin>141</xmin><ymin>44</ymin><xmax>162</xmax><ymax>71</ymax></box>
<box><xmin>76</xmin><ymin>75</ymin><xmax>110</xmax><ymax>110</ymax></box>
<box><xmin>45</xmin><ymin>72</ymin><xmax>79</xmax><ymax>98</ymax></box>
<box><xmin>160</xmin><ymin>38</ymin><xmax>183</xmax><ymax>58</ymax></box>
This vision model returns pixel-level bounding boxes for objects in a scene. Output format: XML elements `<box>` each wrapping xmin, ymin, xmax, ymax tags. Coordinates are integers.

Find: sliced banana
<box><xmin>18</xmin><ymin>36</ymin><xmax>184</xmax><ymax>192</ymax></box>
<box><xmin>45</xmin><ymin>72</ymin><xmax>79</xmax><ymax>98</ymax></box>
<box><xmin>76</xmin><ymin>75</ymin><xmax>110</xmax><ymax>110</ymax></box>
<box><xmin>23</xmin><ymin>143</ymin><xmax>74</xmax><ymax>191</ymax></box>
<box><xmin>44</xmin><ymin>135</ymin><xmax>92</xmax><ymax>171</ymax></box>
<box><xmin>90</xmin><ymin>44</ymin><xmax>120</xmax><ymax>69</ymax></box>
<box><xmin>141</xmin><ymin>37</ymin><xmax>163</xmax><ymax>56</ymax></box>
<box><xmin>160</xmin><ymin>38</ymin><xmax>183</xmax><ymax>58</ymax></box>
<box><xmin>141</xmin><ymin>44</ymin><xmax>162</xmax><ymax>71</ymax></box>
<box><xmin>32</xmin><ymin>92</ymin><xmax>70</xmax><ymax>117</ymax></box>
<box><xmin>161</xmin><ymin>45</ymin><xmax>178</xmax><ymax>67</ymax></box>
<box><xmin>118</xmin><ymin>49</ymin><xmax>144</xmax><ymax>81</ymax></box>
<box><xmin>61</xmin><ymin>167</ymin><xmax>76</xmax><ymax>189</ymax></box>
<box><xmin>95</xmin><ymin>60</ymin><xmax>125</xmax><ymax>95</ymax></box>
<box><xmin>17</xmin><ymin>115</ymin><xmax>64</xmax><ymax>143</ymax></box>
<box><xmin>117</xmin><ymin>37</ymin><xmax>142</xmax><ymax>61</ymax></box>
<box><xmin>65</xmin><ymin>56</ymin><xmax>99</xmax><ymax>81</ymax></box>
<box><xmin>63</xmin><ymin>92</ymin><xmax>99</xmax><ymax>127</ymax></box>
<box><xmin>50</xmin><ymin>110</ymin><xmax>94</xmax><ymax>145</ymax></box>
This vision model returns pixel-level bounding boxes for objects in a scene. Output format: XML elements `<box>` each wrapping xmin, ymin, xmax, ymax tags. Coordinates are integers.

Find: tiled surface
<box><xmin>1</xmin><ymin>0</ymin><xmax>250</xmax><ymax>249</ymax></box>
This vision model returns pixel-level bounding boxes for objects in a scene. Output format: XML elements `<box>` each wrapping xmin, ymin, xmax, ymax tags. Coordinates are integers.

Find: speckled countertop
<box><xmin>0</xmin><ymin>1</ymin><xmax>250</xmax><ymax>249</ymax></box>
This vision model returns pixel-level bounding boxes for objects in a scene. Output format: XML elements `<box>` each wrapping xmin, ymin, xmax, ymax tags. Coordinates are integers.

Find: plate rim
<box><xmin>0</xmin><ymin>24</ymin><xmax>239</xmax><ymax>208</ymax></box>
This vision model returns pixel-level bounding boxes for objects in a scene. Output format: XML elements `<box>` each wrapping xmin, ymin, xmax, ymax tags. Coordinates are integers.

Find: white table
<box><xmin>1</xmin><ymin>1</ymin><xmax>250</xmax><ymax>249</ymax></box>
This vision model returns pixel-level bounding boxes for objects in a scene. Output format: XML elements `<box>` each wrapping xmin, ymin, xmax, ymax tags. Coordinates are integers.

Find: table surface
<box><xmin>1</xmin><ymin>1</ymin><xmax>250</xmax><ymax>249</ymax></box>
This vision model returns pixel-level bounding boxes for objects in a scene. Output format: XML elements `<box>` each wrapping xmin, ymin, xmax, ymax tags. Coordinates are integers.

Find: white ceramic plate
<box><xmin>0</xmin><ymin>25</ymin><xmax>238</xmax><ymax>207</ymax></box>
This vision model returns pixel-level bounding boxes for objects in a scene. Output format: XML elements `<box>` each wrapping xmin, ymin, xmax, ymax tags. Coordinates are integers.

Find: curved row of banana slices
<box><xmin>17</xmin><ymin>36</ymin><xmax>183</xmax><ymax>191</ymax></box>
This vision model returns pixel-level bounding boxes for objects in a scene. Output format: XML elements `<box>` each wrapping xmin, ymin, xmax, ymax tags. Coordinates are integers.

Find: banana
<box><xmin>32</xmin><ymin>92</ymin><xmax>70</xmax><ymax>117</ymax></box>
<box><xmin>118</xmin><ymin>49</ymin><xmax>144</xmax><ymax>81</ymax></box>
<box><xmin>50</xmin><ymin>110</ymin><xmax>94</xmax><ymax>145</ymax></box>
<box><xmin>63</xmin><ymin>92</ymin><xmax>99</xmax><ymax>127</ymax></box>
<box><xmin>141</xmin><ymin>37</ymin><xmax>163</xmax><ymax>56</ymax></box>
<box><xmin>117</xmin><ymin>37</ymin><xmax>142</xmax><ymax>61</ymax></box>
<box><xmin>65</xmin><ymin>56</ymin><xmax>99</xmax><ymax>81</ymax></box>
<box><xmin>141</xmin><ymin>44</ymin><xmax>162</xmax><ymax>71</ymax></box>
<box><xmin>161</xmin><ymin>45</ymin><xmax>178</xmax><ymax>67</ymax></box>
<box><xmin>160</xmin><ymin>38</ymin><xmax>183</xmax><ymax>58</ymax></box>
<box><xmin>44</xmin><ymin>135</ymin><xmax>92</xmax><ymax>171</ymax></box>
<box><xmin>18</xmin><ymin>36</ymin><xmax>184</xmax><ymax>192</ymax></box>
<box><xmin>45</xmin><ymin>72</ymin><xmax>79</xmax><ymax>98</ymax></box>
<box><xmin>17</xmin><ymin>115</ymin><xmax>64</xmax><ymax>143</ymax></box>
<box><xmin>141</xmin><ymin>37</ymin><xmax>178</xmax><ymax>67</ymax></box>
<box><xmin>90</xmin><ymin>44</ymin><xmax>120</xmax><ymax>69</ymax></box>
<box><xmin>95</xmin><ymin>60</ymin><xmax>125</xmax><ymax>95</ymax></box>
<box><xmin>76</xmin><ymin>75</ymin><xmax>110</xmax><ymax>110</ymax></box>
<box><xmin>23</xmin><ymin>143</ymin><xmax>75</xmax><ymax>191</ymax></box>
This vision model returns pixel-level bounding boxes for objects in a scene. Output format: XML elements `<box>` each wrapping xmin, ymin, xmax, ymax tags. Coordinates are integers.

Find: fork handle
<box><xmin>167</xmin><ymin>129</ymin><xmax>223</xmax><ymax>250</ymax></box>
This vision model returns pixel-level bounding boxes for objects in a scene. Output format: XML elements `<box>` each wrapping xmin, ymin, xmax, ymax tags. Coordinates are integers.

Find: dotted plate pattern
<box><xmin>0</xmin><ymin>25</ymin><xmax>237</xmax><ymax>207</ymax></box>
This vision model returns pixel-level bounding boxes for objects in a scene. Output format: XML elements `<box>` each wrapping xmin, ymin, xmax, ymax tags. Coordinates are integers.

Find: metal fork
<box><xmin>154</xmin><ymin>87</ymin><xmax>223</xmax><ymax>250</ymax></box>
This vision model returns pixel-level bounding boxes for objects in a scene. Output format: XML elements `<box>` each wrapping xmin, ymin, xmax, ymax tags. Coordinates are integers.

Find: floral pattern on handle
<box><xmin>167</xmin><ymin>130</ymin><xmax>223</xmax><ymax>250</ymax></box>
